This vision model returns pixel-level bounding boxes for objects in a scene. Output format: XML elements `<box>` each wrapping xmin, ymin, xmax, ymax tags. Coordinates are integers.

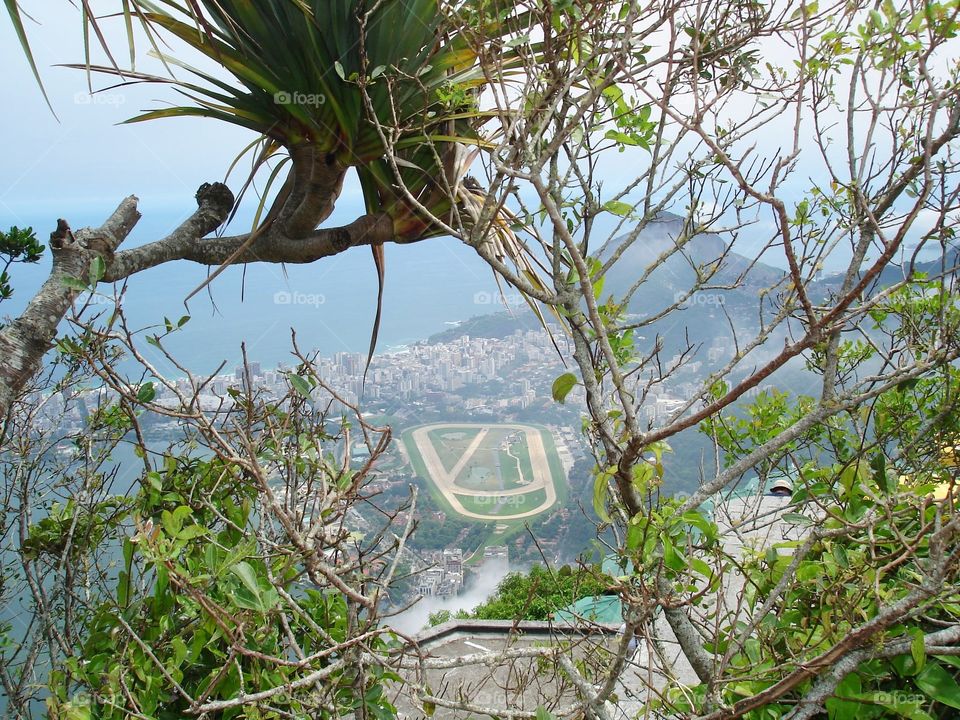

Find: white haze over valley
<box><xmin>388</xmin><ymin>558</ymin><xmax>510</xmax><ymax>636</ymax></box>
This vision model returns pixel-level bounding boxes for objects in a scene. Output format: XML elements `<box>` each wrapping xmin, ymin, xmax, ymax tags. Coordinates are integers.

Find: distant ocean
<box><xmin>2</xmin><ymin>208</ymin><xmax>509</xmax><ymax>377</ymax></box>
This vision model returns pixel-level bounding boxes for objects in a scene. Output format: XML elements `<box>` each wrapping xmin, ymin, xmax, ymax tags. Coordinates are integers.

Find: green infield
<box><xmin>454</xmin><ymin>488</ymin><xmax>548</xmax><ymax>517</ymax></box>
<box><xmin>427</xmin><ymin>427</ymin><xmax>483</xmax><ymax>474</ymax></box>
<box><xmin>450</xmin><ymin>427</ymin><xmax>535</xmax><ymax>491</ymax></box>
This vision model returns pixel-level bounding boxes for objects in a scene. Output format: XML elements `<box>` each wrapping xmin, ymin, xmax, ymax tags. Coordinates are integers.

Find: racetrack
<box><xmin>407</xmin><ymin>423</ymin><xmax>559</xmax><ymax>520</ymax></box>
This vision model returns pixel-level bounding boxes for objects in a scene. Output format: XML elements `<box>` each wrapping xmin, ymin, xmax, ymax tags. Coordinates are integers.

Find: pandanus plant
<box><xmin>40</xmin><ymin>0</ymin><xmax>547</xmax><ymax>354</ymax></box>
<box><xmin>57</xmin><ymin>1</ymin><xmax>530</xmax><ymax>243</ymax></box>
<box><xmin>119</xmin><ymin>0</ymin><xmax>489</xmax><ymax>239</ymax></box>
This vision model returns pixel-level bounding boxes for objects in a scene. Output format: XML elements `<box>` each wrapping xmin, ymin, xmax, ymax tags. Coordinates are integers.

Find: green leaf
<box><xmin>260</xmin><ymin>587</ymin><xmax>280</xmax><ymax>611</ymax></box>
<box><xmin>709</xmin><ymin>379</ymin><xmax>728</xmax><ymax>400</ymax></box>
<box><xmin>230</xmin><ymin>561</ymin><xmax>261</xmax><ymax>597</ymax></box>
<box><xmin>154</xmin><ymin>564</ymin><xmax>169</xmax><ymax>604</ymax></box>
<box><xmin>631</xmin><ymin>462</ymin><xmax>653</xmax><ymax>491</ymax></box>
<box><xmin>765</xmin><ymin>546</ymin><xmax>779</xmax><ymax>565</ymax></box>
<box><xmin>661</xmin><ymin>534</ymin><xmax>685</xmax><ymax>571</ymax></box>
<box><xmin>682</xmin><ymin>511</ymin><xmax>718</xmax><ymax>543</ymax></box>
<box><xmin>231</xmin><ymin>585</ymin><xmax>266</xmax><ymax>612</ymax></box>
<box><xmin>936</xmin><ymin>656</ymin><xmax>960</xmax><ymax>670</ymax></box>
<box><xmin>878</xmin><ymin>699</ymin><xmax>932</xmax><ymax>720</ymax></box>
<box><xmin>604</xmin><ymin>129</ymin><xmax>641</xmax><ymax>147</ymax></box>
<box><xmin>177</xmin><ymin>525</ymin><xmax>207</xmax><ymax>540</ymax></box>
<box><xmin>689</xmin><ymin>557</ymin><xmax>713</xmax><ymax>579</ymax></box>
<box><xmin>146</xmin><ymin>471</ymin><xmax>163</xmax><ymax>491</ymax></box>
<box><xmin>602</xmin><ymin>200</ymin><xmax>634</xmax><ymax>217</ymax></box>
<box><xmin>117</xmin><ymin>570</ymin><xmax>129</xmax><ymax>606</ymax></box>
<box><xmin>916</xmin><ymin>663</ymin><xmax>960</xmax><ymax>709</ymax></box>
<box><xmin>88</xmin><ymin>256</ymin><xmax>105</xmax><ymax>286</ymax></box>
<box><xmin>229</xmin><ymin>561</ymin><xmax>278</xmax><ymax>613</ymax></box>
<box><xmin>911</xmin><ymin>628</ymin><xmax>926</xmax><ymax>673</ymax></box>
<box><xmin>870</xmin><ymin>452</ymin><xmax>890</xmax><ymax>493</ymax></box>
<box><xmin>592</xmin><ymin>472</ymin><xmax>612</xmax><ymax>524</ymax></box>
<box><xmin>592</xmin><ymin>274</ymin><xmax>606</xmax><ymax>300</ymax></box>
<box><xmin>62</xmin><ymin>275</ymin><xmax>89</xmax><ymax>292</ymax></box>
<box><xmin>626</xmin><ymin>521</ymin><xmax>644</xmax><ymax>552</ymax></box>
<box><xmin>535</xmin><ymin>707</ymin><xmax>556</xmax><ymax>720</ymax></box>
<box><xmin>2</xmin><ymin>0</ymin><xmax>57</xmax><ymax>115</ymax></box>
<box><xmin>551</xmin><ymin>372</ymin><xmax>578</xmax><ymax>403</ymax></box>
<box><xmin>137</xmin><ymin>382</ymin><xmax>156</xmax><ymax>403</ymax></box>
<box><xmin>289</xmin><ymin>373</ymin><xmax>313</xmax><ymax>399</ymax></box>
<box><xmin>646</xmin><ymin>440</ymin><xmax>672</xmax><ymax>464</ymax></box>
<box><xmin>827</xmin><ymin>673</ymin><xmax>863</xmax><ymax>720</ymax></box>
<box><xmin>161</xmin><ymin>506</ymin><xmax>191</xmax><ymax>537</ymax></box>
<box><xmin>122</xmin><ymin>537</ymin><xmax>135</xmax><ymax>568</ymax></box>
<box><xmin>171</xmin><ymin>636</ymin><xmax>188</xmax><ymax>670</ymax></box>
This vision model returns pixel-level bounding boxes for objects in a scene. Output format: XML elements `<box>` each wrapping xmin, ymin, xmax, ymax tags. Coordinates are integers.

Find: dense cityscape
<box><xmin>32</xmin><ymin>313</ymin><xmax>794</xmax><ymax>615</ymax></box>
<box><xmin>45</xmin><ymin>316</ymin><xmax>744</xmax><ymax>434</ymax></box>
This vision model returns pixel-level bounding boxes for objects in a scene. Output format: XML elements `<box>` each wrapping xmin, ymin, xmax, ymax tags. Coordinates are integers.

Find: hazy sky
<box><xmin>2</xmin><ymin>3</ymin><xmax>940</xmax><ymax>349</ymax></box>
<box><xmin>1</xmin><ymin>6</ymin><xmax>792</xmax><ymax>264</ymax></box>
<box><xmin>1</xmin><ymin>5</ymin><xmax>289</xmax><ymax>226</ymax></box>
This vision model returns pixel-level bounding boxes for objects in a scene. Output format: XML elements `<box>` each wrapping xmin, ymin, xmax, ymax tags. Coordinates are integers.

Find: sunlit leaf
<box><xmin>552</xmin><ymin>372</ymin><xmax>578</xmax><ymax>403</ymax></box>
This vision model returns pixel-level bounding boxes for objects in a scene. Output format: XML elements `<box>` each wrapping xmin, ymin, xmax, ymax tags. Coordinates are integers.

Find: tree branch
<box><xmin>105</xmin><ymin>212</ymin><xmax>394</xmax><ymax>279</ymax></box>
<box><xmin>0</xmin><ymin>180</ymin><xmax>399</xmax><ymax>420</ymax></box>
<box><xmin>0</xmin><ymin>198</ymin><xmax>140</xmax><ymax>419</ymax></box>
<box><xmin>104</xmin><ymin>196</ymin><xmax>394</xmax><ymax>282</ymax></box>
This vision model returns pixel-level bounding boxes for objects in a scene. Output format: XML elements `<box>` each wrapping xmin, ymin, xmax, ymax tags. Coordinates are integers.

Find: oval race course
<box><xmin>406</xmin><ymin>423</ymin><xmax>560</xmax><ymax>520</ymax></box>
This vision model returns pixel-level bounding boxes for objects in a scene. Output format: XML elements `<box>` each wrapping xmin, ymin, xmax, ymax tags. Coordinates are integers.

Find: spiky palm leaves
<box><xmin>112</xmin><ymin>0</ymin><xmax>501</xmax><ymax>242</ymax></box>
<box><xmin>10</xmin><ymin>0</ymin><xmax>544</xmax><ymax>269</ymax></box>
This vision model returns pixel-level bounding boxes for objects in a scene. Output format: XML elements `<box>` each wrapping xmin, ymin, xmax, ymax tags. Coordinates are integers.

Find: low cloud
<box><xmin>386</xmin><ymin>558</ymin><xmax>510</xmax><ymax>636</ymax></box>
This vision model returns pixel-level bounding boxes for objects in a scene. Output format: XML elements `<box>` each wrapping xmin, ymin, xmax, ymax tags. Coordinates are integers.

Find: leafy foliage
<box><xmin>0</xmin><ymin>225</ymin><xmax>44</xmax><ymax>307</ymax></box>
<box><xmin>3</xmin><ymin>0</ymin><xmax>960</xmax><ymax>717</ymax></box>
<box><xmin>49</xmin><ymin>455</ymin><xmax>398</xmax><ymax>719</ymax></box>
<box><xmin>652</xmin><ymin>282</ymin><xmax>960</xmax><ymax>718</ymax></box>
<box><xmin>0</xmin><ymin>317</ymin><xmax>406</xmax><ymax>718</ymax></box>
<box><xmin>468</xmin><ymin>565</ymin><xmax>611</xmax><ymax>622</ymax></box>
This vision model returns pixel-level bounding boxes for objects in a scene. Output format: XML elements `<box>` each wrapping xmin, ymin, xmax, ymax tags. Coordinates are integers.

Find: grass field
<box><xmin>517</xmin><ymin>438</ymin><xmax>535</xmax><ymax>482</ymax></box>
<box><xmin>451</xmin><ymin>427</ymin><xmax>533</xmax><ymax>491</ymax></box>
<box><xmin>454</xmin><ymin>488</ymin><xmax>548</xmax><ymax>517</ymax></box>
<box><xmin>427</xmin><ymin>427</ymin><xmax>483</xmax><ymax>474</ymax></box>
<box><xmin>503</xmin><ymin>437</ymin><xmax>534</xmax><ymax>489</ymax></box>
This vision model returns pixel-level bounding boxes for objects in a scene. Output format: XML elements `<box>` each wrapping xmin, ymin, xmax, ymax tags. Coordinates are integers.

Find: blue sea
<box><xmin>2</xmin><ymin>205</ymin><xmax>509</xmax><ymax>376</ymax></box>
